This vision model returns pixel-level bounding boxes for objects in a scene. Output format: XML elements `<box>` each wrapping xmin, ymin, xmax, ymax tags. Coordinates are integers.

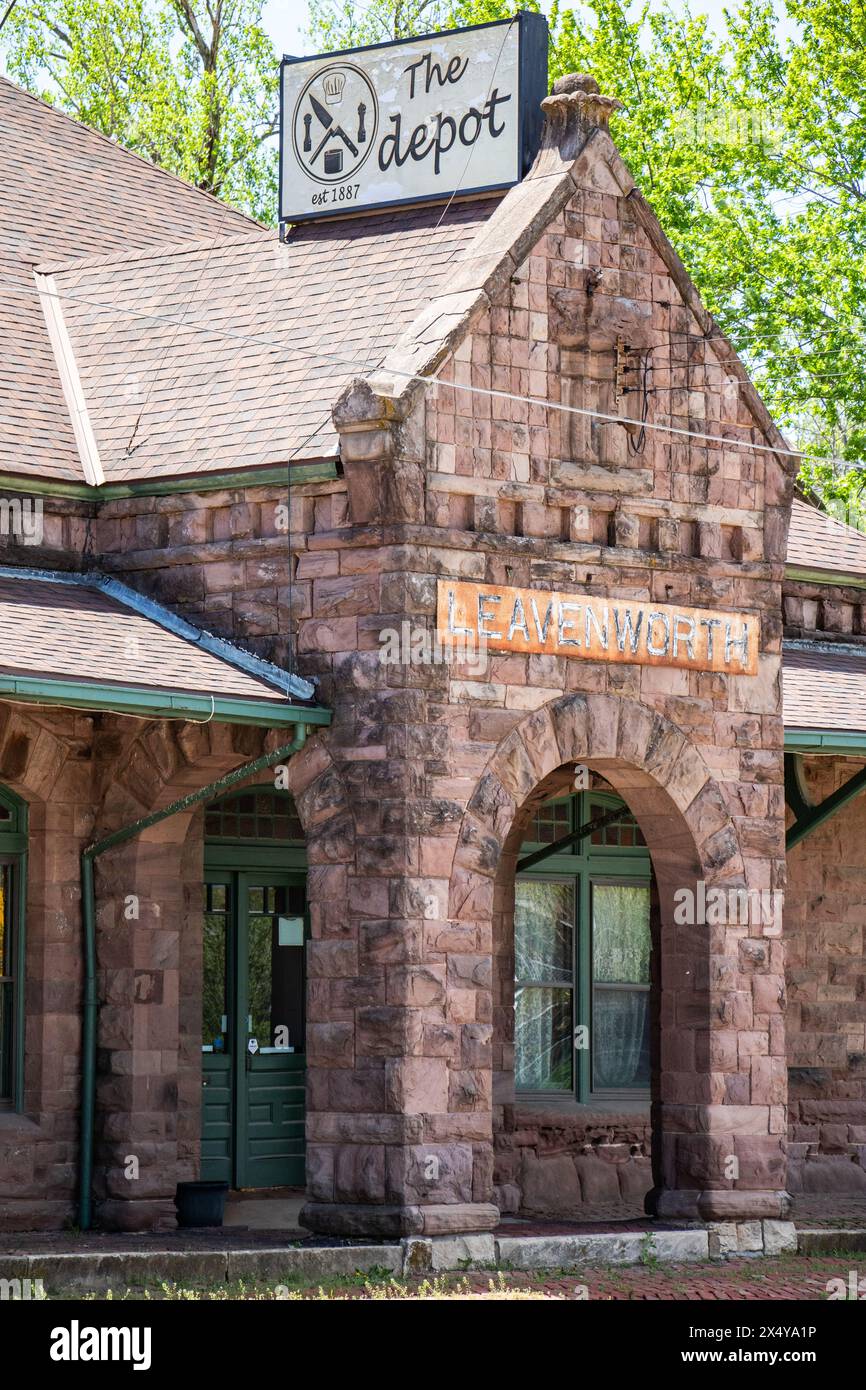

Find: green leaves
<box><xmin>2</xmin><ymin>0</ymin><xmax>279</xmax><ymax>220</ymax></box>
<box><xmin>4</xmin><ymin>0</ymin><xmax>866</xmax><ymax>502</ymax></box>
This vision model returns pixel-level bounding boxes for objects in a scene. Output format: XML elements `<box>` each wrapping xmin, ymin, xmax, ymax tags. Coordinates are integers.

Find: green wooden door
<box><xmin>201</xmin><ymin>872</ymin><xmax>306</xmax><ymax>1187</ymax></box>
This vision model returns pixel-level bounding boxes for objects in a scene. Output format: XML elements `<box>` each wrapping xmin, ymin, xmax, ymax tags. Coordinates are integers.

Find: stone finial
<box><xmin>539</xmin><ymin>71</ymin><xmax>623</xmax><ymax>161</ymax></box>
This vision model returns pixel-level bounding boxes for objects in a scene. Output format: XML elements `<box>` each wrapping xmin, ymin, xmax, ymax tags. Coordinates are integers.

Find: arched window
<box><xmin>515</xmin><ymin>790</ymin><xmax>651</xmax><ymax>1103</ymax></box>
<box><xmin>0</xmin><ymin>786</ymin><xmax>28</xmax><ymax>1110</ymax></box>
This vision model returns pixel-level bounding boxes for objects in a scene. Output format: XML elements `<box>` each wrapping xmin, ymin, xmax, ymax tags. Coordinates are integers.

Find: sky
<box><xmin>262</xmin><ymin>0</ymin><xmax>797</xmax><ymax>58</ymax></box>
<box><xmin>0</xmin><ymin>2</ymin><xmax>798</xmax><ymax>75</ymax></box>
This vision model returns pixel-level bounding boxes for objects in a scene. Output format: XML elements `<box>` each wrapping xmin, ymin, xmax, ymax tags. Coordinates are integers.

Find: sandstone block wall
<box><xmin>785</xmin><ymin>756</ymin><xmax>866</xmax><ymax>1197</ymax></box>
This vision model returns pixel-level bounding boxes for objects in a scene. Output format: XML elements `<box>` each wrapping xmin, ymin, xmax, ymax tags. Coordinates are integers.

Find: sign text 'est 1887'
<box><xmin>279</xmin><ymin>14</ymin><xmax>548</xmax><ymax>224</ymax></box>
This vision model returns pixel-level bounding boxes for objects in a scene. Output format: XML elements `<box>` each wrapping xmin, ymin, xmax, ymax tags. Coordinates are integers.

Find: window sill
<box><xmin>515</xmin><ymin>1095</ymin><xmax>651</xmax><ymax>1118</ymax></box>
<box><xmin>0</xmin><ymin>1109</ymin><xmax>41</xmax><ymax>1134</ymax></box>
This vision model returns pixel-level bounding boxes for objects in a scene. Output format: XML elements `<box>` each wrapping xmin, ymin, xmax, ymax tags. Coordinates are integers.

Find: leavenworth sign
<box><xmin>437</xmin><ymin>580</ymin><xmax>759</xmax><ymax>674</ymax></box>
<box><xmin>279</xmin><ymin>14</ymin><xmax>548</xmax><ymax>224</ymax></box>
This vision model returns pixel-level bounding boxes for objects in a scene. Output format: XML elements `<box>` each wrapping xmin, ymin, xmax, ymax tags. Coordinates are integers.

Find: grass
<box><xmin>85</xmin><ymin>1271</ymin><xmax>554</xmax><ymax>1301</ymax></box>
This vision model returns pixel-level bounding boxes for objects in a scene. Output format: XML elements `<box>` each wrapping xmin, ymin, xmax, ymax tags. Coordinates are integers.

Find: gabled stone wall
<box><xmin>291</xmin><ymin>85</ymin><xmax>796</xmax><ymax>1234</ymax></box>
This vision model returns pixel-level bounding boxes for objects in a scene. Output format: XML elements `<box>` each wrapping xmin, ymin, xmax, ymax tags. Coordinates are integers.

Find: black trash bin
<box><xmin>174</xmin><ymin>1180</ymin><xmax>229</xmax><ymax>1228</ymax></box>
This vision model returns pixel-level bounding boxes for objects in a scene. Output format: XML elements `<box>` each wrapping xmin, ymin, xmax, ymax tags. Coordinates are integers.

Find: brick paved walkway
<box><xmin>303</xmin><ymin>1254</ymin><xmax>865</xmax><ymax>1300</ymax></box>
<box><xmin>509</xmin><ymin>1256</ymin><xmax>853</xmax><ymax>1300</ymax></box>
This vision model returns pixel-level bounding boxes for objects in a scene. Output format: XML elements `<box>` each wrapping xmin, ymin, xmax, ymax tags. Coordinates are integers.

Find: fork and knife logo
<box><xmin>293</xmin><ymin>63</ymin><xmax>378</xmax><ymax>184</ymax></box>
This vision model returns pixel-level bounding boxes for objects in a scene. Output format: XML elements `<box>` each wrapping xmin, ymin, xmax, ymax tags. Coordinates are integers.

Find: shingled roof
<box><xmin>0</xmin><ymin>75</ymin><xmax>256</xmax><ymax>483</ymax></box>
<box><xmin>786</xmin><ymin>497</ymin><xmax>866</xmax><ymax>580</ymax></box>
<box><xmin>783</xmin><ymin>641</ymin><xmax>866</xmax><ymax>734</ymax></box>
<box><xmin>40</xmin><ymin>199</ymin><xmax>498</xmax><ymax>483</ymax></box>
<box><xmin>0</xmin><ymin>566</ymin><xmax>331</xmax><ymax>724</ymax></box>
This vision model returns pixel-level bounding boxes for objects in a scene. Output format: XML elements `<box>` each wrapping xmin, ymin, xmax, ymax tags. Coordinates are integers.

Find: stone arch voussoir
<box><xmin>449</xmin><ymin>691</ymin><xmax>747</xmax><ymax>918</ymax></box>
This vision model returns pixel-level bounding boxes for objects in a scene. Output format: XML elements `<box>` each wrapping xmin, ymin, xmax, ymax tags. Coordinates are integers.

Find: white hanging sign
<box><xmin>279</xmin><ymin>15</ymin><xmax>548</xmax><ymax>225</ymax></box>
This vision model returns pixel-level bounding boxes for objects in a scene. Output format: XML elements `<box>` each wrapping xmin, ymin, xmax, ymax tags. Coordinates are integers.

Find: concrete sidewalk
<box><xmin>2</xmin><ymin>1222</ymin><xmax>865</xmax><ymax>1296</ymax></box>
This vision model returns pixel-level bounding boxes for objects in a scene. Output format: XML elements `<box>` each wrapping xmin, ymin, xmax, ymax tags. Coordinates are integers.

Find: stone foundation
<box><xmin>495</xmin><ymin>1105</ymin><xmax>652</xmax><ymax>1217</ymax></box>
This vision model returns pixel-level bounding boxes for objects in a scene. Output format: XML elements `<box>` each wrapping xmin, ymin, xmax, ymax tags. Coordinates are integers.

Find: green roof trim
<box><xmin>785</xmin><ymin>564</ymin><xmax>866</xmax><ymax>590</ymax></box>
<box><xmin>0</xmin><ymin>459</ymin><xmax>340</xmax><ymax>501</ymax></box>
<box><xmin>0</xmin><ymin>673</ymin><xmax>331</xmax><ymax>728</ymax></box>
<box><xmin>785</xmin><ymin>727</ymin><xmax>866</xmax><ymax>753</ymax></box>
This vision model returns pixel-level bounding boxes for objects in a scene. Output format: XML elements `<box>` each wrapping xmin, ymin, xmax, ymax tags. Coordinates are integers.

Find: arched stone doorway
<box><xmin>495</xmin><ymin>774</ymin><xmax>655</xmax><ymax>1218</ymax></box>
<box><xmin>455</xmin><ymin>691</ymin><xmax>789</xmax><ymax>1225</ymax></box>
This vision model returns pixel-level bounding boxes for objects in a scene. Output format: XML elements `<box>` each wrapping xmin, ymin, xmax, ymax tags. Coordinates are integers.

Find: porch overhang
<box><xmin>783</xmin><ymin>642</ymin><xmax>866</xmax><ymax>847</ymax></box>
<box><xmin>0</xmin><ymin>564</ymin><xmax>330</xmax><ymax>729</ymax></box>
<box><xmin>0</xmin><ymin>673</ymin><xmax>330</xmax><ymax>728</ymax></box>
<box><xmin>783</xmin><ymin>639</ymin><xmax>866</xmax><ymax>752</ymax></box>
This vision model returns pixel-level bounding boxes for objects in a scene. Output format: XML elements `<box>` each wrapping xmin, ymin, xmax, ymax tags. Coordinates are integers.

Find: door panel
<box><xmin>201</xmin><ymin>1053</ymin><xmax>232</xmax><ymax>1181</ymax></box>
<box><xmin>243</xmin><ymin>1052</ymin><xmax>305</xmax><ymax>1186</ymax></box>
<box><xmin>238</xmin><ymin>878</ymin><xmax>306</xmax><ymax>1187</ymax></box>
<box><xmin>200</xmin><ymin>871</ymin><xmax>306</xmax><ymax>1187</ymax></box>
<box><xmin>201</xmin><ymin>879</ymin><xmax>232</xmax><ymax>1180</ymax></box>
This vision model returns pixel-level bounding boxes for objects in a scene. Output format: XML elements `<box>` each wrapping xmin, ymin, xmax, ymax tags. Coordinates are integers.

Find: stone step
<box><xmin>797</xmin><ymin>1228</ymin><xmax>866</xmax><ymax>1255</ymax></box>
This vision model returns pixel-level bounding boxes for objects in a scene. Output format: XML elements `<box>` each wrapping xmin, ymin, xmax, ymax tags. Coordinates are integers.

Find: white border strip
<box><xmin>35</xmin><ymin>272</ymin><xmax>105</xmax><ymax>487</ymax></box>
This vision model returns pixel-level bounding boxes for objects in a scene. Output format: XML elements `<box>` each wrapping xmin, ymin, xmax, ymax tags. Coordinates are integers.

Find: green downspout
<box><xmin>78</xmin><ymin>725</ymin><xmax>308</xmax><ymax>1230</ymax></box>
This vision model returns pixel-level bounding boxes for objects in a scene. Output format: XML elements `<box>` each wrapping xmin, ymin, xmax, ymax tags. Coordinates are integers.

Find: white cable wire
<box><xmin>11</xmin><ymin>276</ymin><xmax>862</xmax><ymax>472</ymax></box>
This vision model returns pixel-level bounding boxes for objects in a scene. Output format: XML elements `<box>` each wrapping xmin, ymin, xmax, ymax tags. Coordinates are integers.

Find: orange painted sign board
<box><xmin>436</xmin><ymin>580</ymin><xmax>758</xmax><ymax>675</ymax></box>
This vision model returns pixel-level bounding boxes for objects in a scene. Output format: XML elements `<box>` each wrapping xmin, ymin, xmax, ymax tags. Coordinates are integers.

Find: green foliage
<box><xmin>5</xmin><ymin>0</ymin><xmax>866</xmax><ymax>504</ymax></box>
<box><xmin>1</xmin><ymin>1</ymin><xmax>279</xmax><ymax>219</ymax></box>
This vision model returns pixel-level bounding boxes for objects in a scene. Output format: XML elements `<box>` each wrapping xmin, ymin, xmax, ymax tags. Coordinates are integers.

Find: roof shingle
<box><xmin>0</xmin><ymin>75</ymin><xmax>255</xmax><ymax>483</ymax></box>
<box><xmin>46</xmin><ymin>199</ymin><xmax>499</xmax><ymax>481</ymax></box>
<box><xmin>787</xmin><ymin>497</ymin><xmax>866</xmax><ymax>579</ymax></box>
<box><xmin>0</xmin><ymin>572</ymin><xmax>291</xmax><ymax>702</ymax></box>
<box><xmin>783</xmin><ymin>642</ymin><xmax>866</xmax><ymax>732</ymax></box>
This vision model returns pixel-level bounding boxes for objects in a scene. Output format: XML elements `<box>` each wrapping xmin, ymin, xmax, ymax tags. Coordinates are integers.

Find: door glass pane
<box><xmin>515</xmin><ymin>880</ymin><xmax>574</xmax><ymax>984</ymax></box>
<box><xmin>247</xmin><ymin>884</ymin><xmax>305</xmax><ymax>1052</ymax></box>
<box><xmin>592</xmin><ymin>988</ymin><xmax>650</xmax><ymax>1089</ymax></box>
<box><xmin>0</xmin><ymin>864</ymin><xmax>13</xmax><ymax>1100</ymax></box>
<box><xmin>592</xmin><ymin>883</ymin><xmax>651</xmax><ymax>984</ymax></box>
<box><xmin>592</xmin><ymin>882</ymin><xmax>651</xmax><ymax>1090</ymax></box>
<box><xmin>202</xmin><ymin>883</ymin><xmax>228</xmax><ymax>1053</ymax></box>
<box><xmin>515</xmin><ymin>987</ymin><xmax>573</xmax><ymax>1091</ymax></box>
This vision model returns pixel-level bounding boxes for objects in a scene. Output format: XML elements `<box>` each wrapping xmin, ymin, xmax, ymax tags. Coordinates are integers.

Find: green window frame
<box><xmin>0</xmin><ymin>785</ymin><xmax>28</xmax><ymax>1112</ymax></box>
<box><xmin>515</xmin><ymin>791</ymin><xmax>652</xmax><ymax>1104</ymax></box>
<box><xmin>203</xmin><ymin>786</ymin><xmax>306</xmax><ymax>873</ymax></box>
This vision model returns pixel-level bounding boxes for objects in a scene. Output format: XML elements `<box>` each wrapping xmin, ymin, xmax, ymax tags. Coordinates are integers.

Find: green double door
<box><xmin>201</xmin><ymin>871</ymin><xmax>306</xmax><ymax>1187</ymax></box>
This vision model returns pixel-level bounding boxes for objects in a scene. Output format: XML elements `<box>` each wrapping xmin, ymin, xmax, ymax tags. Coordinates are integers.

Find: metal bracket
<box><xmin>785</xmin><ymin>751</ymin><xmax>866</xmax><ymax>851</ymax></box>
<box><xmin>517</xmin><ymin>804</ymin><xmax>628</xmax><ymax>873</ymax></box>
<box><xmin>783</xmin><ymin>752</ymin><xmax>813</xmax><ymax>823</ymax></box>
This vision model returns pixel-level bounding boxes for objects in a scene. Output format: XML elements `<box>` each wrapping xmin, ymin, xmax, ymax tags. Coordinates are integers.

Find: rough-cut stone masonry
<box><xmin>17</xmin><ymin>77</ymin><xmax>866</xmax><ymax>1236</ymax></box>
<box><xmin>785</xmin><ymin>756</ymin><xmax>866</xmax><ymax>1197</ymax></box>
<box><xmin>784</xmin><ymin>581</ymin><xmax>866</xmax><ymax>642</ymax></box>
<box><xmin>290</xmin><ymin>84</ymin><xmax>793</xmax><ymax>1236</ymax></box>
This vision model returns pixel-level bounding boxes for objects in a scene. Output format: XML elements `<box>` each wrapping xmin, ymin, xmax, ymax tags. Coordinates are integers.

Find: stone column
<box><xmin>93</xmin><ymin>831</ymin><xmax>185</xmax><ymax>1230</ymax></box>
<box><xmin>299</xmin><ymin>385</ymin><xmax>497</xmax><ymax>1238</ymax></box>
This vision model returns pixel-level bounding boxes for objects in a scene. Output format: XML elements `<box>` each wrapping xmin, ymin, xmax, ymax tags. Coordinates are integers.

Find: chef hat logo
<box><xmin>322</xmin><ymin>71</ymin><xmax>345</xmax><ymax>105</ymax></box>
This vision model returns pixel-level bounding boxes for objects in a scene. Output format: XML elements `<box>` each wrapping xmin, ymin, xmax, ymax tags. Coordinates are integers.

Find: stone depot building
<box><xmin>1</xmin><ymin>60</ymin><xmax>866</xmax><ymax>1250</ymax></box>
